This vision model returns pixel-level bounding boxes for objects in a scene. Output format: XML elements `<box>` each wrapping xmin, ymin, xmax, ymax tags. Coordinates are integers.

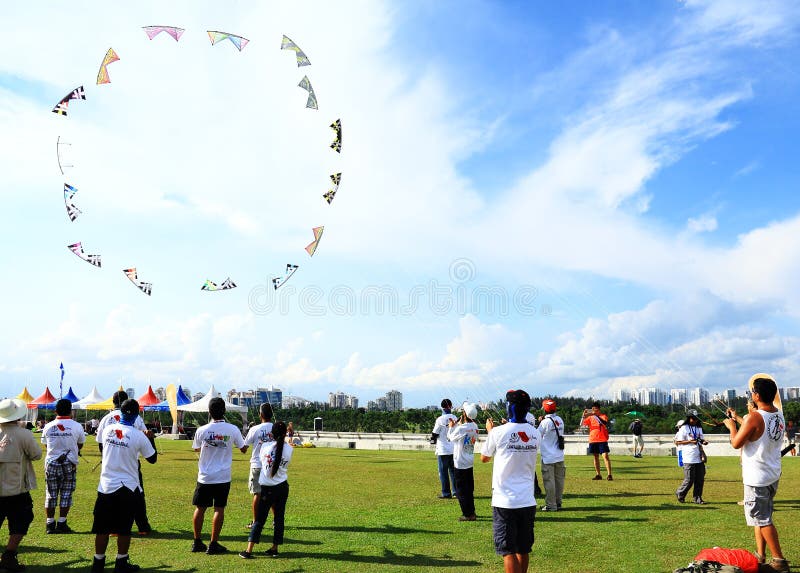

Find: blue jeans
<box><xmin>437</xmin><ymin>454</ymin><xmax>456</xmax><ymax>497</ymax></box>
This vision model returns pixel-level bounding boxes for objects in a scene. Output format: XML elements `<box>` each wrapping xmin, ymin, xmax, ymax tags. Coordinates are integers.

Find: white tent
<box><xmin>74</xmin><ymin>386</ymin><xmax>107</xmax><ymax>410</ymax></box>
<box><xmin>177</xmin><ymin>385</ymin><xmax>247</xmax><ymax>413</ymax></box>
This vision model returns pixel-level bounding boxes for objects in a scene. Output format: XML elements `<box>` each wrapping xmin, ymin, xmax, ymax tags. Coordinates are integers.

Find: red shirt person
<box><xmin>581</xmin><ymin>403</ymin><xmax>613</xmax><ymax>481</ymax></box>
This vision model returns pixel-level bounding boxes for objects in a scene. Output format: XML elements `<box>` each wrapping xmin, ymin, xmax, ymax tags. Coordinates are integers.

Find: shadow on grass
<box><xmin>281</xmin><ymin>548</ymin><xmax>480</xmax><ymax>567</ymax></box>
<box><xmin>15</xmin><ymin>558</ymin><xmax>83</xmax><ymax>572</ymax></box>
<box><xmin>556</xmin><ymin>503</ymin><xmax>718</xmax><ymax>513</ymax></box>
<box><xmin>23</xmin><ymin>547</ymin><xmax>70</xmax><ymax>554</ymax></box>
<box><xmin>293</xmin><ymin>525</ymin><xmax>449</xmax><ymax>535</ymax></box>
<box><xmin>168</xmin><ymin>529</ymin><xmax>322</xmax><ymax>545</ymax></box>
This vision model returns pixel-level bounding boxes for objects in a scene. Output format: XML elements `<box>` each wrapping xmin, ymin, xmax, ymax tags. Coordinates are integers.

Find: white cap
<box><xmin>462</xmin><ymin>402</ymin><xmax>478</xmax><ymax>420</ymax></box>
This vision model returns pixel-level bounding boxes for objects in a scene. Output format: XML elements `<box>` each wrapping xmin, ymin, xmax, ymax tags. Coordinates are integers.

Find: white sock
<box><xmin>57</xmin><ymin>517</ymin><xmax>66</xmax><ymax>523</ymax></box>
<box><xmin>46</xmin><ymin>518</ymin><xmax>55</xmax><ymax>524</ymax></box>
<box><xmin>94</xmin><ymin>554</ymin><xmax>105</xmax><ymax>560</ymax></box>
<box><xmin>116</xmin><ymin>554</ymin><xmax>128</xmax><ymax>560</ymax></box>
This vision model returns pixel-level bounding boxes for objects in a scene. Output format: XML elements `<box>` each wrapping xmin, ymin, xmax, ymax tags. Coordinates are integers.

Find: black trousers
<box><xmin>135</xmin><ymin>460</ymin><xmax>151</xmax><ymax>531</ymax></box>
<box><xmin>454</xmin><ymin>467</ymin><xmax>475</xmax><ymax>517</ymax></box>
<box><xmin>249</xmin><ymin>481</ymin><xmax>289</xmax><ymax>545</ymax></box>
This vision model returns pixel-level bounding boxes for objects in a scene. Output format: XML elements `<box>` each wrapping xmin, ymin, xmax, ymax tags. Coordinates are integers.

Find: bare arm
<box><xmin>724</xmin><ymin>411</ymin><xmax>761</xmax><ymax>450</ymax></box>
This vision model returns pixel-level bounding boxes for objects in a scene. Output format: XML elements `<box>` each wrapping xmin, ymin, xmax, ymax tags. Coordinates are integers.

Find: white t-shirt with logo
<box><xmin>193</xmin><ymin>420</ymin><xmax>245</xmax><ymax>484</ymax></box>
<box><xmin>482</xmin><ymin>422</ymin><xmax>540</xmax><ymax>509</ymax></box>
<box><xmin>96</xmin><ymin>409</ymin><xmax>146</xmax><ymax>439</ymax></box>
<box><xmin>675</xmin><ymin>424</ymin><xmax>705</xmax><ymax>465</ymax></box>
<box><xmin>97</xmin><ymin>423</ymin><xmax>156</xmax><ymax>494</ymax></box>
<box><xmin>447</xmin><ymin>422</ymin><xmax>478</xmax><ymax>469</ymax></box>
<box><xmin>244</xmin><ymin>422</ymin><xmax>274</xmax><ymax>469</ymax></box>
<box><xmin>42</xmin><ymin>417</ymin><xmax>86</xmax><ymax>465</ymax></box>
<box><xmin>538</xmin><ymin>414</ymin><xmax>565</xmax><ymax>464</ymax></box>
<box><xmin>259</xmin><ymin>441</ymin><xmax>294</xmax><ymax>486</ymax></box>
<box><xmin>433</xmin><ymin>413</ymin><xmax>457</xmax><ymax>455</ymax></box>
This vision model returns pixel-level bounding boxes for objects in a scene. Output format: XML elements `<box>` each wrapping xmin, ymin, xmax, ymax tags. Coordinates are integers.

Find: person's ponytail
<box><xmin>270</xmin><ymin>421</ymin><xmax>288</xmax><ymax>477</ymax></box>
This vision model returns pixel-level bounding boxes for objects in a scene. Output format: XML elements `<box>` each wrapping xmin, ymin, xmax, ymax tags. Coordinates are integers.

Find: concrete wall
<box><xmin>302</xmin><ymin>431</ymin><xmax>741</xmax><ymax>457</ymax></box>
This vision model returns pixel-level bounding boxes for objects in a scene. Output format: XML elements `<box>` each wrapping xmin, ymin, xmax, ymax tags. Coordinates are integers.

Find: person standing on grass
<box><xmin>674</xmin><ymin>412</ymin><xmax>708</xmax><ymax>504</ymax></box>
<box><xmin>581</xmin><ymin>403</ymin><xmax>613</xmax><ymax>481</ymax></box>
<box><xmin>0</xmin><ymin>398</ymin><xmax>42</xmax><ymax>573</ymax></box>
<box><xmin>240</xmin><ymin>421</ymin><xmax>292</xmax><ymax>559</ymax></box>
<box><xmin>191</xmin><ymin>397</ymin><xmax>247</xmax><ymax>555</ymax></box>
<box><xmin>96</xmin><ymin>390</ymin><xmax>153</xmax><ymax>534</ymax></box>
<box><xmin>41</xmin><ymin>398</ymin><xmax>85</xmax><ymax>534</ymax></box>
<box><xmin>447</xmin><ymin>403</ymin><xmax>479</xmax><ymax>521</ymax></box>
<box><xmin>629</xmin><ymin>418</ymin><xmax>644</xmax><ymax>458</ymax></box>
<box><xmin>537</xmin><ymin>399</ymin><xmax>565</xmax><ymax>512</ymax></box>
<box><xmin>481</xmin><ymin>389</ymin><xmax>540</xmax><ymax>573</ymax></box>
<box><xmin>430</xmin><ymin>399</ymin><xmax>458</xmax><ymax>499</ymax></box>
<box><xmin>243</xmin><ymin>403</ymin><xmax>274</xmax><ymax>529</ymax></box>
<box><xmin>724</xmin><ymin>375</ymin><xmax>788</xmax><ymax>573</ymax></box>
<box><xmin>91</xmin><ymin>399</ymin><xmax>157</xmax><ymax>573</ymax></box>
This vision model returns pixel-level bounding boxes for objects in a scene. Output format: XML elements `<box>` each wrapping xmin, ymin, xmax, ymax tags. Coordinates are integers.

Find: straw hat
<box><xmin>0</xmin><ymin>398</ymin><xmax>28</xmax><ymax>423</ymax></box>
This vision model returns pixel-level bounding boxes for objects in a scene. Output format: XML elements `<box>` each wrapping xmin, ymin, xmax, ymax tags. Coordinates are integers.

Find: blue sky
<box><xmin>3</xmin><ymin>0</ymin><xmax>800</xmax><ymax>408</ymax></box>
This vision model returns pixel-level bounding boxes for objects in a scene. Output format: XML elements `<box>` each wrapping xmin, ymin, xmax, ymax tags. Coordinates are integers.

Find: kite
<box><xmin>96</xmin><ymin>48</ymin><xmax>120</xmax><ymax>85</ymax></box>
<box><xmin>280</xmin><ymin>35</ymin><xmax>311</xmax><ymax>67</ymax></box>
<box><xmin>330</xmin><ymin>119</ymin><xmax>342</xmax><ymax>153</ymax></box>
<box><xmin>64</xmin><ymin>183</ymin><xmax>82</xmax><ymax>222</ymax></box>
<box><xmin>52</xmin><ymin>86</ymin><xmax>85</xmax><ymax>116</ymax></box>
<box><xmin>323</xmin><ymin>173</ymin><xmax>341</xmax><ymax>204</ymax></box>
<box><xmin>67</xmin><ymin>242</ymin><xmax>101</xmax><ymax>267</ymax></box>
<box><xmin>207</xmin><ymin>31</ymin><xmax>249</xmax><ymax>51</ymax></box>
<box><xmin>143</xmin><ymin>26</ymin><xmax>185</xmax><ymax>41</ymax></box>
<box><xmin>272</xmin><ymin>264</ymin><xmax>299</xmax><ymax>290</ymax></box>
<box><xmin>123</xmin><ymin>268</ymin><xmax>152</xmax><ymax>296</ymax></box>
<box><xmin>298</xmin><ymin>76</ymin><xmax>318</xmax><ymax>110</ymax></box>
<box><xmin>56</xmin><ymin>136</ymin><xmax>73</xmax><ymax>175</ymax></box>
<box><xmin>305</xmin><ymin>226</ymin><xmax>324</xmax><ymax>257</ymax></box>
<box><xmin>201</xmin><ymin>278</ymin><xmax>237</xmax><ymax>291</ymax></box>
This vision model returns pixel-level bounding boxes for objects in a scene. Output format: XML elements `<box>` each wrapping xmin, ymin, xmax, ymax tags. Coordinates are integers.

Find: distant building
<box><xmin>613</xmin><ymin>389</ymin><xmax>632</xmax><ymax>403</ymax></box>
<box><xmin>154</xmin><ymin>387</ymin><xmax>166</xmax><ymax>401</ymax></box>
<box><xmin>670</xmin><ymin>389</ymin><xmax>688</xmax><ymax>405</ymax></box>
<box><xmin>781</xmin><ymin>387</ymin><xmax>800</xmax><ymax>401</ymax></box>
<box><xmin>192</xmin><ymin>391</ymin><xmax>205</xmax><ymax>402</ymax></box>
<box><xmin>637</xmin><ymin>387</ymin><xmax>668</xmax><ymax>406</ymax></box>
<box><xmin>328</xmin><ymin>391</ymin><xmax>358</xmax><ymax>409</ymax></box>
<box><xmin>282</xmin><ymin>395</ymin><xmax>311</xmax><ymax>408</ymax></box>
<box><xmin>126</xmin><ymin>388</ymin><xmax>135</xmax><ymax>399</ymax></box>
<box><xmin>367</xmin><ymin>390</ymin><xmax>403</xmax><ymax>412</ymax></box>
<box><xmin>689</xmin><ymin>387</ymin><xmax>709</xmax><ymax>406</ymax></box>
<box><xmin>227</xmin><ymin>386</ymin><xmax>283</xmax><ymax>408</ymax></box>
<box><xmin>725</xmin><ymin>389</ymin><xmax>737</xmax><ymax>402</ymax></box>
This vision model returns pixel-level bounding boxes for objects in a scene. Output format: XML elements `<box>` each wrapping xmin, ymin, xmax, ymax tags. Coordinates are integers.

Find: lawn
<box><xmin>17</xmin><ymin>438</ymin><xmax>800</xmax><ymax>572</ymax></box>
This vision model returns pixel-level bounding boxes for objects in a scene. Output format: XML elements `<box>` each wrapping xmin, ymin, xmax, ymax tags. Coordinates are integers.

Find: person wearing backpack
<box><xmin>537</xmin><ymin>399</ymin><xmax>565</xmax><ymax>512</ymax></box>
<box><xmin>629</xmin><ymin>418</ymin><xmax>644</xmax><ymax>458</ymax></box>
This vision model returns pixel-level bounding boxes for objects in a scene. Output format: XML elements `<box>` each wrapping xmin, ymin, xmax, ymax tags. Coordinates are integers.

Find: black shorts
<box><xmin>92</xmin><ymin>487</ymin><xmax>140</xmax><ymax>535</ymax></box>
<box><xmin>588</xmin><ymin>442</ymin><xmax>610</xmax><ymax>455</ymax></box>
<box><xmin>0</xmin><ymin>492</ymin><xmax>34</xmax><ymax>535</ymax></box>
<box><xmin>193</xmin><ymin>482</ymin><xmax>231</xmax><ymax>508</ymax></box>
<box><xmin>493</xmin><ymin>505</ymin><xmax>536</xmax><ymax>556</ymax></box>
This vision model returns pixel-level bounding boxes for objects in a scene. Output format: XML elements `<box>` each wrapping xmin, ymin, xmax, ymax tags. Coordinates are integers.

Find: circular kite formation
<box><xmin>55</xmin><ymin>26</ymin><xmax>342</xmax><ymax>296</ymax></box>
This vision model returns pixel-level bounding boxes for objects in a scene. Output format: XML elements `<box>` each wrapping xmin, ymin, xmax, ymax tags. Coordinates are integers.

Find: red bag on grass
<box><xmin>694</xmin><ymin>548</ymin><xmax>758</xmax><ymax>573</ymax></box>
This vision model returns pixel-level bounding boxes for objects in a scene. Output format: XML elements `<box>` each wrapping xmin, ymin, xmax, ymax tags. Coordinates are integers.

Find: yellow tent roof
<box><xmin>85</xmin><ymin>386</ymin><xmax>124</xmax><ymax>411</ymax></box>
<box><xmin>16</xmin><ymin>387</ymin><xmax>34</xmax><ymax>403</ymax></box>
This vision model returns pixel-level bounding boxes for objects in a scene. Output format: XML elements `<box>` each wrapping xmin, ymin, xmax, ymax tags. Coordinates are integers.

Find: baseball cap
<box><xmin>462</xmin><ymin>403</ymin><xmax>478</xmax><ymax>420</ymax></box>
<box><xmin>505</xmin><ymin>389</ymin><xmax>532</xmax><ymax>410</ymax></box>
<box><xmin>543</xmin><ymin>399</ymin><xmax>557</xmax><ymax>413</ymax></box>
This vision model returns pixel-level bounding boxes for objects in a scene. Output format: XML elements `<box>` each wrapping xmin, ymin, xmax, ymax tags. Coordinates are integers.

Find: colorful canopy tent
<box><xmin>145</xmin><ymin>386</ymin><xmax>191</xmax><ymax>412</ymax></box>
<box><xmin>16</xmin><ymin>387</ymin><xmax>34</xmax><ymax>404</ymax></box>
<box><xmin>62</xmin><ymin>387</ymin><xmax>81</xmax><ymax>403</ymax></box>
<box><xmin>28</xmin><ymin>387</ymin><xmax>57</xmax><ymax>410</ymax></box>
<box><xmin>74</xmin><ymin>386</ymin><xmax>106</xmax><ymax>409</ymax></box>
<box><xmin>177</xmin><ymin>385</ymin><xmax>247</xmax><ymax>426</ymax></box>
<box><xmin>136</xmin><ymin>386</ymin><xmax>161</xmax><ymax>409</ymax></box>
<box><xmin>85</xmin><ymin>386</ymin><xmax>124</xmax><ymax>411</ymax></box>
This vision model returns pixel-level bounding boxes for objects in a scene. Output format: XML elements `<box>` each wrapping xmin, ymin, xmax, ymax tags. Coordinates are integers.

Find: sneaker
<box><xmin>694</xmin><ymin>498</ymin><xmax>706</xmax><ymax>505</ymax></box>
<box><xmin>539</xmin><ymin>506</ymin><xmax>558</xmax><ymax>512</ymax></box>
<box><xmin>46</xmin><ymin>521</ymin><xmax>57</xmax><ymax>534</ymax></box>
<box><xmin>768</xmin><ymin>558</ymin><xmax>790</xmax><ymax>573</ymax></box>
<box><xmin>113</xmin><ymin>556</ymin><xmax>140</xmax><ymax>573</ymax></box>
<box><xmin>245</xmin><ymin>521</ymin><xmax>254</xmax><ymax>530</ymax></box>
<box><xmin>607</xmin><ymin>475</ymin><xmax>613</xmax><ymax>481</ymax></box>
<box><xmin>592</xmin><ymin>475</ymin><xmax>602</xmax><ymax>480</ymax></box>
<box><xmin>206</xmin><ymin>541</ymin><xmax>228</xmax><ymax>555</ymax></box>
<box><xmin>458</xmin><ymin>515</ymin><xmax>477</xmax><ymax>521</ymax></box>
<box><xmin>191</xmin><ymin>539</ymin><xmax>207</xmax><ymax>553</ymax></box>
<box><xmin>0</xmin><ymin>552</ymin><xmax>25</xmax><ymax>572</ymax></box>
<box><xmin>676</xmin><ymin>493</ymin><xmax>686</xmax><ymax>503</ymax></box>
<box><xmin>56</xmin><ymin>521</ymin><xmax>73</xmax><ymax>533</ymax></box>
<box><xmin>238</xmin><ymin>551</ymin><xmax>253</xmax><ymax>560</ymax></box>
<box><xmin>437</xmin><ymin>494</ymin><xmax>452</xmax><ymax>499</ymax></box>
<box><xmin>265</xmin><ymin>548</ymin><xmax>279</xmax><ymax>558</ymax></box>
<box><xmin>91</xmin><ymin>556</ymin><xmax>106</xmax><ymax>573</ymax></box>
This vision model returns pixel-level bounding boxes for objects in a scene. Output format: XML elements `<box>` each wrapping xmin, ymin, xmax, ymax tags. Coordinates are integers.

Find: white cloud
<box><xmin>686</xmin><ymin>214</ymin><xmax>718</xmax><ymax>234</ymax></box>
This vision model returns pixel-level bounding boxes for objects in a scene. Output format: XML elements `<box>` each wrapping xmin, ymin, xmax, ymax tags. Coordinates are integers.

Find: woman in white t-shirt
<box><xmin>239</xmin><ymin>421</ymin><xmax>293</xmax><ymax>559</ymax></box>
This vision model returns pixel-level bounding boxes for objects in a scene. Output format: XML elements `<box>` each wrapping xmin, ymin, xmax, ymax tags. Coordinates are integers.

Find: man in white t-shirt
<box><xmin>537</xmin><ymin>399</ymin><xmax>565</xmax><ymax>512</ymax></box>
<box><xmin>242</xmin><ymin>403</ymin><xmax>274</xmax><ymax>529</ymax></box>
<box><xmin>724</xmin><ymin>375</ymin><xmax>788</xmax><ymax>573</ymax></box>
<box><xmin>447</xmin><ymin>403</ymin><xmax>479</xmax><ymax>521</ymax></box>
<box><xmin>481</xmin><ymin>389</ymin><xmax>540</xmax><ymax>573</ymax></box>
<box><xmin>91</xmin><ymin>399</ymin><xmax>157</xmax><ymax>573</ymax></box>
<box><xmin>96</xmin><ymin>391</ymin><xmax>152</xmax><ymax>534</ymax></box>
<box><xmin>41</xmin><ymin>398</ymin><xmax>85</xmax><ymax>534</ymax></box>
<box><xmin>674</xmin><ymin>411</ymin><xmax>708</xmax><ymax>504</ymax></box>
<box><xmin>191</xmin><ymin>397</ymin><xmax>247</xmax><ymax>555</ymax></box>
<box><xmin>430</xmin><ymin>399</ymin><xmax>458</xmax><ymax>499</ymax></box>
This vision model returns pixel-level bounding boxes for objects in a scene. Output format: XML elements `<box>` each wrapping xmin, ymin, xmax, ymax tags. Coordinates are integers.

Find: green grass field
<box><xmin>16</xmin><ymin>438</ymin><xmax>800</xmax><ymax>572</ymax></box>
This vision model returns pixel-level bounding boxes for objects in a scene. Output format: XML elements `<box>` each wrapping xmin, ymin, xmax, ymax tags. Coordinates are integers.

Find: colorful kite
<box><xmin>305</xmin><ymin>226</ymin><xmax>324</xmax><ymax>257</ymax></box>
<box><xmin>52</xmin><ymin>86</ymin><xmax>85</xmax><ymax>116</ymax></box>
<box><xmin>143</xmin><ymin>26</ymin><xmax>185</xmax><ymax>41</ymax></box>
<box><xmin>272</xmin><ymin>264</ymin><xmax>299</xmax><ymax>290</ymax></box>
<box><xmin>280</xmin><ymin>35</ymin><xmax>311</xmax><ymax>67</ymax></box>
<box><xmin>56</xmin><ymin>136</ymin><xmax>73</xmax><ymax>175</ymax></box>
<box><xmin>67</xmin><ymin>242</ymin><xmax>101</xmax><ymax>267</ymax></box>
<box><xmin>64</xmin><ymin>183</ymin><xmax>82</xmax><ymax>222</ymax></box>
<box><xmin>201</xmin><ymin>278</ymin><xmax>237</xmax><ymax>291</ymax></box>
<box><xmin>123</xmin><ymin>268</ymin><xmax>152</xmax><ymax>296</ymax></box>
<box><xmin>323</xmin><ymin>173</ymin><xmax>342</xmax><ymax>204</ymax></box>
<box><xmin>330</xmin><ymin>119</ymin><xmax>342</xmax><ymax>153</ymax></box>
<box><xmin>207</xmin><ymin>31</ymin><xmax>249</xmax><ymax>51</ymax></box>
<box><xmin>96</xmin><ymin>48</ymin><xmax>120</xmax><ymax>85</ymax></box>
<box><xmin>298</xmin><ymin>76</ymin><xmax>318</xmax><ymax>110</ymax></box>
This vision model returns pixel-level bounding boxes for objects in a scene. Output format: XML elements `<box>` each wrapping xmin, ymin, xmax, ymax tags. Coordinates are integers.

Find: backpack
<box><xmin>673</xmin><ymin>561</ymin><xmax>743</xmax><ymax>573</ymax></box>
